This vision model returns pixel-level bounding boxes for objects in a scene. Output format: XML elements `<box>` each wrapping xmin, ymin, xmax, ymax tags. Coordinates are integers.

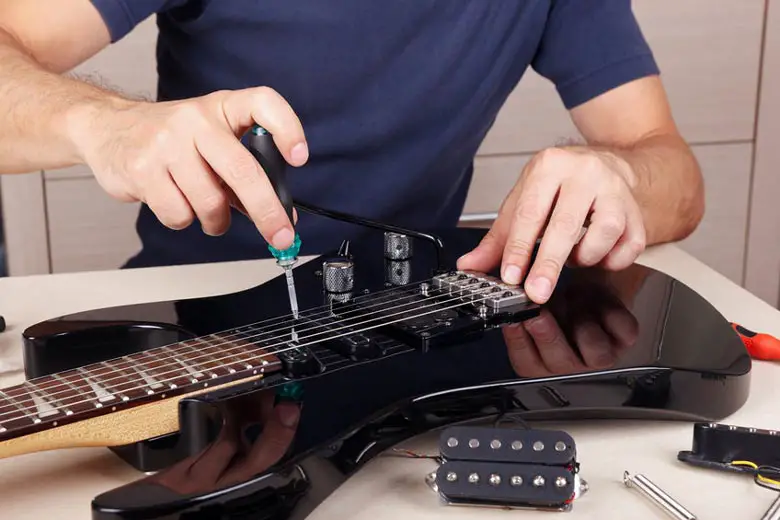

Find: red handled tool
<box><xmin>730</xmin><ymin>323</ymin><xmax>780</xmax><ymax>360</ymax></box>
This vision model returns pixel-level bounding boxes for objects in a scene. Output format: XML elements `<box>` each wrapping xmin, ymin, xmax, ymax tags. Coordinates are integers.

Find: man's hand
<box><xmin>73</xmin><ymin>86</ymin><xmax>308</xmax><ymax>250</ymax></box>
<box><xmin>458</xmin><ymin>146</ymin><xmax>645</xmax><ymax>304</ymax></box>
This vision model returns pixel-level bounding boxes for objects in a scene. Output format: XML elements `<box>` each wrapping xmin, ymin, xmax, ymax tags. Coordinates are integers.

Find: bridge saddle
<box><xmin>431</xmin><ymin>271</ymin><xmax>530</xmax><ymax>313</ymax></box>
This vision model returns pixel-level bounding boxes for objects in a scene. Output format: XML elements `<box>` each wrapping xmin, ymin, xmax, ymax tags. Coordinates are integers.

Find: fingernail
<box><xmin>503</xmin><ymin>265</ymin><xmax>522</xmax><ymax>285</ymax></box>
<box><xmin>290</xmin><ymin>142</ymin><xmax>309</xmax><ymax>165</ymax></box>
<box><xmin>277</xmin><ymin>405</ymin><xmax>300</xmax><ymax>428</ymax></box>
<box><xmin>271</xmin><ymin>227</ymin><xmax>294</xmax><ymax>249</ymax></box>
<box><xmin>527</xmin><ymin>277</ymin><xmax>552</xmax><ymax>300</ymax></box>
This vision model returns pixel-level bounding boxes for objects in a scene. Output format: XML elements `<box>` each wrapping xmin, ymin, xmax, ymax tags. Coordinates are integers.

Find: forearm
<box><xmin>602</xmin><ymin>133</ymin><xmax>704</xmax><ymax>245</ymax></box>
<box><xmin>0</xmin><ymin>29</ymin><xmax>126</xmax><ymax>174</ymax></box>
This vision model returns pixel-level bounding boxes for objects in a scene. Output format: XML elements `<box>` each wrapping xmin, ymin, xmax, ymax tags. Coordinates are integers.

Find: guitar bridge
<box><xmin>431</xmin><ymin>271</ymin><xmax>534</xmax><ymax>314</ymax></box>
<box><xmin>427</xmin><ymin>426</ymin><xmax>588</xmax><ymax>512</ymax></box>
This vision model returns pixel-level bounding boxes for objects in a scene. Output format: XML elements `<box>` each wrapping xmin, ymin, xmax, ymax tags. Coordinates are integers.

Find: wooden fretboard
<box><xmin>0</xmin><ymin>325</ymin><xmax>288</xmax><ymax>440</ymax></box>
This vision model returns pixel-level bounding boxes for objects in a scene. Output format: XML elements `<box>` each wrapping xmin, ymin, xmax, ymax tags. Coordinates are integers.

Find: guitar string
<box><xmin>0</xmin><ymin>286</ymin><xmax>507</xmax><ymax>424</ymax></box>
<box><xmin>0</xmin><ymin>284</ymin><xmax>513</xmax><ymax>422</ymax></box>
<box><xmin>10</xmin><ymin>278</ymin><xmax>444</xmax><ymax>400</ymax></box>
<box><xmin>6</xmin><ymin>280</ymin><xmax>453</xmax><ymax>405</ymax></box>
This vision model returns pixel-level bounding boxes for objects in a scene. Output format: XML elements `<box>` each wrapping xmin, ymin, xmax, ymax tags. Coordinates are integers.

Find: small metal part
<box><xmin>511</xmin><ymin>440</ymin><xmax>523</xmax><ymax>450</ymax></box>
<box><xmin>468</xmin><ymin>473</ymin><xmax>479</xmax><ymax>483</ymax></box>
<box><xmin>489</xmin><ymin>474</ymin><xmax>501</xmax><ymax>486</ymax></box>
<box><xmin>323</xmin><ymin>258</ymin><xmax>354</xmax><ymax>293</ymax></box>
<box><xmin>623</xmin><ymin>471</ymin><xmax>697</xmax><ymax>520</ymax></box>
<box><xmin>468</xmin><ymin>438</ymin><xmax>479</xmax><ymax>448</ymax></box>
<box><xmin>446</xmin><ymin>472</ymin><xmax>457</xmax><ymax>482</ymax></box>
<box><xmin>532</xmin><ymin>475</ymin><xmax>545</xmax><ymax>487</ymax></box>
<box><xmin>420</xmin><ymin>282</ymin><xmax>430</xmax><ymax>296</ymax></box>
<box><xmin>510</xmin><ymin>475</ymin><xmax>523</xmax><ymax>486</ymax></box>
<box><xmin>555</xmin><ymin>441</ymin><xmax>567</xmax><ymax>452</ymax></box>
<box><xmin>760</xmin><ymin>493</ymin><xmax>780</xmax><ymax>520</ymax></box>
<box><xmin>533</xmin><ymin>441</ymin><xmax>544</xmax><ymax>451</ymax></box>
<box><xmin>490</xmin><ymin>439</ymin><xmax>501</xmax><ymax>449</ymax></box>
<box><xmin>477</xmin><ymin>305</ymin><xmax>488</xmax><ymax>319</ymax></box>
<box><xmin>447</xmin><ymin>437</ymin><xmax>458</xmax><ymax>447</ymax></box>
<box><xmin>384</xmin><ymin>231</ymin><xmax>413</xmax><ymax>260</ymax></box>
<box><xmin>555</xmin><ymin>476</ymin><xmax>567</xmax><ymax>488</ymax></box>
<box><xmin>283</xmin><ymin>267</ymin><xmax>299</xmax><ymax>319</ymax></box>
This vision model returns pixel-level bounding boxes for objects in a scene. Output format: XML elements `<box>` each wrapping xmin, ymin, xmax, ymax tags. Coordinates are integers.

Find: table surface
<box><xmin>0</xmin><ymin>244</ymin><xmax>778</xmax><ymax>520</ymax></box>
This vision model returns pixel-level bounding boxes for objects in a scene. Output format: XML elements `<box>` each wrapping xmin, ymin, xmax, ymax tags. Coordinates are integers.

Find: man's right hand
<box><xmin>75</xmin><ymin>87</ymin><xmax>308</xmax><ymax>250</ymax></box>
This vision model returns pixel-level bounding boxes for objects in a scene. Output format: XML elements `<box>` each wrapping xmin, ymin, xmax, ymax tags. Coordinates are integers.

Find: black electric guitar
<box><xmin>0</xmin><ymin>132</ymin><xmax>751</xmax><ymax>519</ymax></box>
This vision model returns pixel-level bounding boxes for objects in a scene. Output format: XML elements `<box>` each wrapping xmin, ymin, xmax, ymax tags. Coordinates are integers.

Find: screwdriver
<box><xmin>730</xmin><ymin>322</ymin><xmax>780</xmax><ymax>361</ymax></box>
<box><xmin>245</xmin><ymin>124</ymin><xmax>301</xmax><ymax>320</ymax></box>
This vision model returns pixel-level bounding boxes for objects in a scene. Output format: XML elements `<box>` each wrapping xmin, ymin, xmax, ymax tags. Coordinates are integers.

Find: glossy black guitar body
<box><xmin>21</xmin><ymin>226</ymin><xmax>751</xmax><ymax>520</ymax></box>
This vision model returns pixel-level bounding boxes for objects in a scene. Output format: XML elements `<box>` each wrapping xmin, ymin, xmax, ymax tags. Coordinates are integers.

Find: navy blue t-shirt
<box><xmin>89</xmin><ymin>0</ymin><xmax>659</xmax><ymax>268</ymax></box>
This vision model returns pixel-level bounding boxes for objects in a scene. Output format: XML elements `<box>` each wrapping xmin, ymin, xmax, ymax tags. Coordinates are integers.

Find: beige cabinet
<box><xmin>3</xmin><ymin>2</ymin><xmax>780</xmax><ymax>306</ymax></box>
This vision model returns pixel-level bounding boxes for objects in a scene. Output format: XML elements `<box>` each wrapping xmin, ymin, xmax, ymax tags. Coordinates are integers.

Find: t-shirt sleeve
<box><xmin>531</xmin><ymin>0</ymin><xmax>660</xmax><ymax>109</ymax></box>
<box><xmin>89</xmin><ymin>0</ymin><xmax>189</xmax><ymax>42</ymax></box>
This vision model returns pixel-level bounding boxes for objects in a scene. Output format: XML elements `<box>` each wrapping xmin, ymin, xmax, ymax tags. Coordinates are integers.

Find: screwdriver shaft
<box><xmin>284</xmin><ymin>267</ymin><xmax>299</xmax><ymax>320</ymax></box>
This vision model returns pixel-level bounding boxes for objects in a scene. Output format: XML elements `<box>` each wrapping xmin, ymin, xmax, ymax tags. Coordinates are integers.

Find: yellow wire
<box><xmin>729</xmin><ymin>460</ymin><xmax>780</xmax><ymax>487</ymax></box>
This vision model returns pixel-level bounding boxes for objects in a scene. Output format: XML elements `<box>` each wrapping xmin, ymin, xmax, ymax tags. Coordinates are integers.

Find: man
<box><xmin>0</xmin><ymin>0</ymin><xmax>703</xmax><ymax>305</ymax></box>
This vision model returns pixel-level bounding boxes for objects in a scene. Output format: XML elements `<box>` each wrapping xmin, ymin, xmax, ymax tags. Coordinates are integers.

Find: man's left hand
<box><xmin>457</xmin><ymin>146</ymin><xmax>646</xmax><ymax>304</ymax></box>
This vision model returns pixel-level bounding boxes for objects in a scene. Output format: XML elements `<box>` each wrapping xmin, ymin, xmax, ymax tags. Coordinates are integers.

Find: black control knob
<box><xmin>323</xmin><ymin>259</ymin><xmax>355</xmax><ymax>293</ymax></box>
<box><xmin>384</xmin><ymin>232</ymin><xmax>413</xmax><ymax>260</ymax></box>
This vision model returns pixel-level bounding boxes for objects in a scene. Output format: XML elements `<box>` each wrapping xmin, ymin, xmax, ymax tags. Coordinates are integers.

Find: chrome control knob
<box><xmin>384</xmin><ymin>232</ymin><xmax>413</xmax><ymax>260</ymax></box>
<box><xmin>323</xmin><ymin>259</ymin><xmax>354</xmax><ymax>293</ymax></box>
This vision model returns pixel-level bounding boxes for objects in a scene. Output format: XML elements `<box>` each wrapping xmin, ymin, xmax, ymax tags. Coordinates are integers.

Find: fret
<box><xmin>29</xmin><ymin>374</ymin><xmax>95</xmax><ymax>415</ymax></box>
<box><xmin>235</xmin><ymin>327</ymin><xmax>290</xmax><ymax>357</ymax></box>
<box><xmin>23</xmin><ymin>380</ymin><xmax>72</xmax><ymax>417</ymax></box>
<box><xmin>74</xmin><ymin>366</ymin><xmax>123</xmax><ymax>404</ymax></box>
<box><xmin>133</xmin><ymin>350</ymin><xmax>194</xmax><ymax>391</ymax></box>
<box><xmin>119</xmin><ymin>356</ymin><xmax>165</xmax><ymax>395</ymax></box>
<box><xmin>96</xmin><ymin>361</ymin><xmax>150</xmax><ymax>401</ymax></box>
<box><xmin>172</xmin><ymin>341</ymin><xmax>220</xmax><ymax>379</ymax></box>
<box><xmin>0</xmin><ymin>389</ymin><xmax>39</xmax><ymax>425</ymax></box>
<box><xmin>190</xmin><ymin>335</ymin><xmax>256</xmax><ymax>372</ymax></box>
<box><xmin>160</xmin><ymin>345</ymin><xmax>205</xmax><ymax>383</ymax></box>
<box><xmin>53</xmin><ymin>371</ymin><xmax>107</xmax><ymax>409</ymax></box>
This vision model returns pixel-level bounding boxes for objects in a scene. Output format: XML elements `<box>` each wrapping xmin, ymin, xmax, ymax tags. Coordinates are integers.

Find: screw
<box><xmin>478</xmin><ymin>305</ymin><xmax>488</xmax><ymax>319</ymax></box>
<box><xmin>468</xmin><ymin>438</ymin><xmax>479</xmax><ymax>448</ymax></box>
<box><xmin>420</xmin><ymin>332</ymin><xmax>430</xmax><ymax>338</ymax></box>
<box><xmin>533</xmin><ymin>441</ymin><xmax>544</xmax><ymax>451</ymax></box>
<box><xmin>511</xmin><ymin>440</ymin><xmax>523</xmax><ymax>450</ymax></box>
<box><xmin>555</xmin><ymin>441</ymin><xmax>566</xmax><ymax>452</ymax></box>
<box><xmin>511</xmin><ymin>475</ymin><xmax>523</xmax><ymax>486</ymax></box>
<box><xmin>468</xmin><ymin>473</ymin><xmax>479</xmax><ymax>483</ymax></box>
<box><xmin>490</xmin><ymin>439</ymin><xmax>501</xmax><ymax>449</ymax></box>
<box><xmin>420</xmin><ymin>283</ymin><xmax>430</xmax><ymax>296</ymax></box>
<box><xmin>555</xmin><ymin>476</ymin><xmax>567</xmax><ymax>488</ymax></box>
<box><xmin>489</xmin><ymin>474</ymin><xmax>501</xmax><ymax>486</ymax></box>
<box><xmin>447</xmin><ymin>437</ymin><xmax>458</xmax><ymax>447</ymax></box>
<box><xmin>533</xmin><ymin>475</ymin><xmax>545</xmax><ymax>487</ymax></box>
<box><xmin>446</xmin><ymin>472</ymin><xmax>457</xmax><ymax>482</ymax></box>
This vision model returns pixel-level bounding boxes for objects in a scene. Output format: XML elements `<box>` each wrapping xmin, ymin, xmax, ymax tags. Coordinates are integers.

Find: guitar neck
<box><xmin>0</xmin><ymin>328</ymin><xmax>284</xmax><ymax>457</ymax></box>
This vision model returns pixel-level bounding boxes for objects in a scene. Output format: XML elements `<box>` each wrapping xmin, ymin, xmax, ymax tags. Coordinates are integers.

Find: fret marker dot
<box><xmin>53</xmin><ymin>422</ymin><xmax>58</xmax><ymax>426</ymax></box>
<box><xmin>111</xmin><ymin>406</ymin><xmax>116</xmax><ymax>411</ymax></box>
<box><xmin>162</xmin><ymin>394</ymin><xmax>167</xmax><ymax>398</ymax></box>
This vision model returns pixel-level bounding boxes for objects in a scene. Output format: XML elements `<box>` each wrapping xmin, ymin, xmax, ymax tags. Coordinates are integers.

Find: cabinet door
<box><xmin>478</xmin><ymin>0</ymin><xmax>764</xmax><ymax>156</ymax></box>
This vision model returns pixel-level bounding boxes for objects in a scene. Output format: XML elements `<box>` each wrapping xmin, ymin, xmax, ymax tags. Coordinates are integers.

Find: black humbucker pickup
<box><xmin>434</xmin><ymin>460</ymin><xmax>576</xmax><ymax>508</ymax></box>
<box><xmin>429</xmin><ymin>426</ymin><xmax>584</xmax><ymax>511</ymax></box>
<box><xmin>439</xmin><ymin>426</ymin><xmax>576</xmax><ymax>466</ymax></box>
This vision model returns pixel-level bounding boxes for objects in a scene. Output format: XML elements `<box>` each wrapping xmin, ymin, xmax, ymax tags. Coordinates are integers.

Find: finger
<box><xmin>143</xmin><ymin>172</ymin><xmax>195</xmax><ymax>231</ymax></box>
<box><xmin>502</xmin><ymin>322</ymin><xmax>552</xmax><ymax>378</ymax></box>
<box><xmin>601</xmin><ymin>200</ymin><xmax>646</xmax><ymax>271</ymax></box>
<box><xmin>196</xmin><ymin>129</ymin><xmax>294</xmax><ymax>250</ymax></box>
<box><xmin>572</xmin><ymin>322</ymin><xmax>616</xmax><ymax>369</ymax></box>
<box><xmin>499</xmin><ymin>179</ymin><xmax>559</xmax><ymax>287</ymax></box>
<box><xmin>220</xmin><ymin>86</ymin><xmax>308</xmax><ymax>167</ymax></box>
<box><xmin>522</xmin><ymin>183</ymin><xmax>593</xmax><ymax>304</ymax></box>
<box><xmin>169</xmin><ymin>152</ymin><xmax>231</xmax><ymax>236</ymax></box>
<box><xmin>571</xmin><ymin>195</ymin><xmax>626</xmax><ymax>267</ymax></box>
<box><xmin>523</xmin><ymin>309</ymin><xmax>585</xmax><ymax>374</ymax></box>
